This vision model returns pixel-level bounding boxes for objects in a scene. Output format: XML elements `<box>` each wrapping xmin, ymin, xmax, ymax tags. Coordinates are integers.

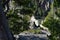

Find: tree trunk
<box><xmin>0</xmin><ymin>0</ymin><xmax>13</xmax><ymax>40</ymax></box>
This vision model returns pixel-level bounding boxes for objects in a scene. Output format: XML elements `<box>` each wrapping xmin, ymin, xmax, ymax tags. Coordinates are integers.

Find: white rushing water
<box><xmin>29</xmin><ymin>15</ymin><xmax>39</xmax><ymax>29</ymax></box>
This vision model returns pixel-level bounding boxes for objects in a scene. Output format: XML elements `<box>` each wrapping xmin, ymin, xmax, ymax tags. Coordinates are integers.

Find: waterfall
<box><xmin>29</xmin><ymin>15</ymin><xmax>39</xmax><ymax>29</ymax></box>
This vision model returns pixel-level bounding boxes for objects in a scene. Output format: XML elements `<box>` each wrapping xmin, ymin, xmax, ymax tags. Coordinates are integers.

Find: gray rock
<box><xmin>14</xmin><ymin>33</ymin><xmax>49</xmax><ymax>40</ymax></box>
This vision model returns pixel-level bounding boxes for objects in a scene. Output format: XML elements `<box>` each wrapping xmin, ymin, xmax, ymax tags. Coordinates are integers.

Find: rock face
<box><xmin>0</xmin><ymin>26</ymin><xmax>8</xmax><ymax>40</ymax></box>
<box><xmin>0</xmin><ymin>0</ymin><xmax>13</xmax><ymax>40</ymax></box>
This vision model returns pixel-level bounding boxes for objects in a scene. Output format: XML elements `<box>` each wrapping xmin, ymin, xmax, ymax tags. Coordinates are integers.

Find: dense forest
<box><xmin>0</xmin><ymin>0</ymin><xmax>60</xmax><ymax>40</ymax></box>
